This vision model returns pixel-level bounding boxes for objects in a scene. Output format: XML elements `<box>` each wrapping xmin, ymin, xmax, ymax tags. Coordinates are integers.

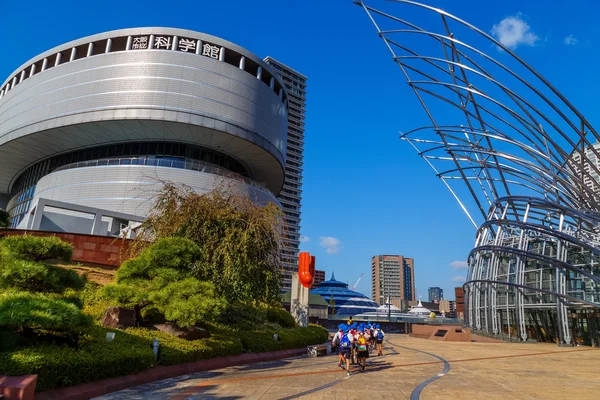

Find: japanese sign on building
<box><xmin>202</xmin><ymin>43</ymin><xmax>220</xmax><ymax>59</ymax></box>
<box><xmin>129</xmin><ymin>35</ymin><xmax>221</xmax><ymax>60</ymax></box>
<box><xmin>178</xmin><ymin>38</ymin><xmax>196</xmax><ymax>53</ymax></box>
<box><xmin>132</xmin><ymin>36</ymin><xmax>149</xmax><ymax>50</ymax></box>
<box><xmin>154</xmin><ymin>36</ymin><xmax>172</xmax><ymax>50</ymax></box>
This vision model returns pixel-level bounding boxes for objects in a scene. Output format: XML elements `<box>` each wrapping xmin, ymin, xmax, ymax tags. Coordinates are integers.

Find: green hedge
<box><xmin>278</xmin><ymin>326</ymin><xmax>329</xmax><ymax>349</ymax></box>
<box><xmin>1</xmin><ymin>235</ymin><xmax>72</xmax><ymax>263</ymax></box>
<box><xmin>241</xmin><ymin>331</ymin><xmax>282</xmax><ymax>353</ymax></box>
<box><xmin>265</xmin><ymin>307</ymin><xmax>296</xmax><ymax>328</ymax></box>
<box><xmin>126</xmin><ymin>327</ymin><xmax>243</xmax><ymax>366</ymax></box>
<box><xmin>241</xmin><ymin>325</ymin><xmax>329</xmax><ymax>353</ymax></box>
<box><xmin>0</xmin><ymin>323</ymin><xmax>329</xmax><ymax>392</ymax></box>
<box><xmin>0</xmin><ymin>292</ymin><xmax>90</xmax><ymax>331</ymax></box>
<box><xmin>219</xmin><ymin>302</ymin><xmax>267</xmax><ymax>330</ymax></box>
<box><xmin>0</xmin><ymin>259</ymin><xmax>84</xmax><ymax>293</ymax></box>
<box><xmin>0</xmin><ymin>325</ymin><xmax>155</xmax><ymax>392</ymax></box>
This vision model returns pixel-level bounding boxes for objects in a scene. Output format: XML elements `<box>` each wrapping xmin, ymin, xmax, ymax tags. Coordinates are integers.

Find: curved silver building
<box><xmin>0</xmin><ymin>28</ymin><xmax>289</xmax><ymax>236</ymax></box>
<box><xmin>359</xmin><ymin>1</ymin><xmax>600</xmax><ymax>346</ymax></box>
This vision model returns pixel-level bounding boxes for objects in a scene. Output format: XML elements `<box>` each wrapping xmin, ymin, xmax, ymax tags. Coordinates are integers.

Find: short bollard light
<box><xmin>105</xmin><ymin>332</ymin><xmax>115</xmax><ymax>343</ymax></box>
<box><xmin>152</xmin><ymin>339</ymin><xmax>160</xmax><ymax>359</ymax></box>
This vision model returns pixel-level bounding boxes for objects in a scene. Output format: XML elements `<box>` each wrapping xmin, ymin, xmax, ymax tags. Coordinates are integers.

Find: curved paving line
<box><xmin>167</xmin><ymin>344</ymin><xmax>402</xmax><ymax>399</ymax></box>
<box><xmin>277</xmin><ymin>346</ymin><xmax>400</xmax><ymax>399</ymax></box>
<box><xmin>386</xmin><ymin>338</ymin><xmax>450</xmax><ymax>400</ymax></box>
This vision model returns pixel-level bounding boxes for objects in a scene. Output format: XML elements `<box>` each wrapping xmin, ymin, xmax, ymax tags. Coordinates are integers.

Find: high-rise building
<box><xmin>455</xmin><ymin>287</ymin><xmax>465</xmax><ymax>319</ymax></box>
<box><xmin>314</xmin><ymin>269</ymin><xmax>326</xmax><ymax>286</ymax></box>
<box><xmin>428</xmin><ymin>287</ymin><xmax>443</xmax><ymax>302</ymax></box>
<box><xmin>371</xmin><ymin>255</ymin><xmax>415</xmax><ymax>307</ymax></box>
<box><xmin>438</xmin><ymin>299</ymin><xmax>456</xmax><ymax>317</ymax></box>
<box><xmin>264</xmin><ymin>57</ymin><xmax>306</xmax><ymax>291</ymax></box>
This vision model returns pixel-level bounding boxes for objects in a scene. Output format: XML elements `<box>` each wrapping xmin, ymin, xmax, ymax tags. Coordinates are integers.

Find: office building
<box><xmin>264</xmin><ymin>57</ymin><xmax>306</xmax><ymax>291</ymax></box>
<box><xmin>438</xmin><ymin>299</ymin><xmax>456</xmax><ymax>317</ymax></box>
<box><xmin>314</xmin><ymin>269</ymin><xmax>325</xmax><ymax>286</ymax></box>
<box><xmin>428</xmin><ymin>287</ymin><xmax>443</xmax><ymax>303</ymax></box>
<box><xmin>371</xmin><ymin>255</ymin><xmax>415</xmax><ymax>307</ymax></box>
<box><xmin>455</xmin><ymin>287</ymin><xmax>465</xmax><ymax>319</ymax></box>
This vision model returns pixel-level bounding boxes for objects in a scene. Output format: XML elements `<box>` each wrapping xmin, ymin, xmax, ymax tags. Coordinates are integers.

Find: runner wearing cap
<box><xmin>355</xmin><ymin>328</ymin><xmax>369</xmax><ymax>371</ymax></box>
<box><xmin>376</xmin><ymin>324</ymin><xmax>385</xmax><ymax>356</ymax></box>
<box><xmin>332</xmin><ymin>325</ymin><xmax>345</xmax><ymax>369</ymax></box>
<box><xmin>338</xmin><ymin>326</ymin><xmax>354</xmax><ymax>376</ymax></box>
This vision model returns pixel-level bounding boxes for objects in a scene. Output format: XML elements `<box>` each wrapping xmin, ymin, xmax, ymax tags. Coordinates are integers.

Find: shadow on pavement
<box><xmin>234</xmin><ymin>359</ymin><xmax>294</xmax><ymax>371</ymax></box>
<box><xmin>165</xmin><ymin>384</ymin><xmax>244</xmax><ymax>399</ymax></box>
<box><xmin>93</xmin><ymin>372</ymin><xmax>227</xmax><ymax>400</ymax></box>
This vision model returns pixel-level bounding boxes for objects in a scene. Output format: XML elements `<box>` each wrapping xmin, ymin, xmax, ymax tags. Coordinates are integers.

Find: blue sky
<box><xmin>2</xmin><ymin>0</ymin><xmax>599</xmax><ymax>300</ymax></box>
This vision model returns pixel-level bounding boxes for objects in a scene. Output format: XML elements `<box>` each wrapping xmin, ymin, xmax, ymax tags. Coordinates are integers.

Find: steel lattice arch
<box><xmin>357</xmin><ymin>0</ymin><xmax>600</xmax><ymax>345</ymax></box>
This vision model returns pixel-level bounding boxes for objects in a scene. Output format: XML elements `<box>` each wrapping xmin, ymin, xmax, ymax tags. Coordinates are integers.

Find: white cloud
<box><xmin>491</xmin><ymin>13</ymin><xmax>538</xmax><ymax>50</ymax></box>
<box><xmin>563</xmin><ymin>34</ymin><xmax>578</xmax><ymax>46</ymax></box>
<box><xmin>319</xmin><ymin>236</ymin><xmax>343</xmax><ymax>254</ymax></box>
<box><xmin>452</xmin><ymin>275</ymin><xmax>466</xmax><ymax>283</ymax></box>
<box><xmin>299</xmin><ymin>235</ymin><xmax>310</xmax><ymax>243</ymax></box>
<box><xmin>450</xmin><ymin>260</ymin><xmax>469</xmax><ymax>270</ymax></box>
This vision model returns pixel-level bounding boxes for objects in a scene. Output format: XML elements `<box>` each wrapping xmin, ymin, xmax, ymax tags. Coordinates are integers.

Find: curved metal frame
<box><xmin>357</xmin><ymin>0</ymin><xmax>600</xmax><ymax>345</ymax></box>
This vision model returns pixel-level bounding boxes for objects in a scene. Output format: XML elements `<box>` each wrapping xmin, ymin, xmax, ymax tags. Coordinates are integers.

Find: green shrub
<box><xmin>149</xmin><ymin>278</ymin><xmax>226</xmax><ymax>328</ymax></box>
<box><xmin>1</xmin><ymin>235</ymin><xmax>72</xmax><ymax>262</ymax></box>
<box><xmin>266</xmin><ymin>307</ymin><xmax>296</xmax><ymax>328</ymax></box>
<box><xmin>79</xmin><ymin>282</ymin><xmax>113</xmax><ymax>322</ymax></box>
<box><xmin>241</xmin><ymin>325</ymin><xmax>328</xmax><ymax>353</ymax></box>
<box><xmin>117</xmin><ymin>237</ymin><xmax>202</xmax><ymax>283</ymax></box>
<box><xmin>0</xmin><ymin>325</ymin><xmax>155</xmax><ymax>392</ymax></box>
<box><xmin>126</xmin><ymin>327</ymin><xmax>243</xmax><ymax>366</ymax></box>
<box><xmin>277</xmin><ymin>326</ymin><xmax>329</xmax><ymax>349</ymax></box>
<box><xmin>307</xmin><ymin>324</ymin><xmax>329</xmax><ymax>341</ymax></box>
<box><xmin>0</xmin><ymin>259</ymin><xmax>84</xmax><ymax>293</ymax></box>
<box><xmin>241</xmin><ymin>331</ymin><xmax>281</xmax><ymax>353</ymax></box>
<box><xmin>0</xmin><ymin>292</ymin><xmax>90</xmax><ymax>332</ymax></box>
<box><xmin>103</xmin><ymin>238</ymin><xmax>225</xmax><ymax>328</ymax></box>
<box><xmin>219</xmin><ymin>302</ymin><xmax>267</xmax><ymax>330</ymax></box>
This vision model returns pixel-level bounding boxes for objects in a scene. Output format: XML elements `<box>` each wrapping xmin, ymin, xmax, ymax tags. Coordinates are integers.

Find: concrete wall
<box><xmin>39</xmin><ymin>211</ymin><xmax>96</xmax><ymax>235</ymax></box>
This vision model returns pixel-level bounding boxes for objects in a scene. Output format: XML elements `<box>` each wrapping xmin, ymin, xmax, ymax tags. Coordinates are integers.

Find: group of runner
<box><xmin>332</xmin><ymin>322</ymin><xmax>385</xmax><ymax>376</ymax></box>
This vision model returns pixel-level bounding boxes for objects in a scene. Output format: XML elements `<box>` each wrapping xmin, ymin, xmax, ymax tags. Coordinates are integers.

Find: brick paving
<box><xmin>93</xmin><ymin>334</ymin><xmax>600</xmax><ymax>400</ymax></box>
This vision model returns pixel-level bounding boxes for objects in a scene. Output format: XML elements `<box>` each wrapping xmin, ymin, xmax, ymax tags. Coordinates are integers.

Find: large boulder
<box><xmin>154</xmin><ymin>322</ymin><xmax>210</xmax><ymax>340</ymax></box>
<box><xmin>101</xmin><ymin>306</ymin><xmax>137</xmax><ymax>329</ymax></box>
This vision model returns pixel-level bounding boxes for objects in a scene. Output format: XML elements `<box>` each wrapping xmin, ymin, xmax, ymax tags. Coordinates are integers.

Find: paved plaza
<box><xmin>94</xmin><ymin>334</ymin><xmax>600</xmax><ymax>400</ymax></box>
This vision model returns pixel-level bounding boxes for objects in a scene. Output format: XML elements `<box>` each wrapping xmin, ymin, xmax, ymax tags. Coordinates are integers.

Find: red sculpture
<box><xmin>298</xmin><ymin>251</ymin><xmax>316</xmax><ymax>288</ymax></box>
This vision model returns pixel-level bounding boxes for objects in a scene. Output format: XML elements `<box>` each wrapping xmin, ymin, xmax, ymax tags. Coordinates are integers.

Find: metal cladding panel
<box><xmin>31</xmin><ymin>166</ymin><xmax>279</xmax><ymax>217</ymax></box>
<box><xmin>0</xmin><ymin>49</ymin><xmax>287</xmax><ymax>194</ymax></box>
